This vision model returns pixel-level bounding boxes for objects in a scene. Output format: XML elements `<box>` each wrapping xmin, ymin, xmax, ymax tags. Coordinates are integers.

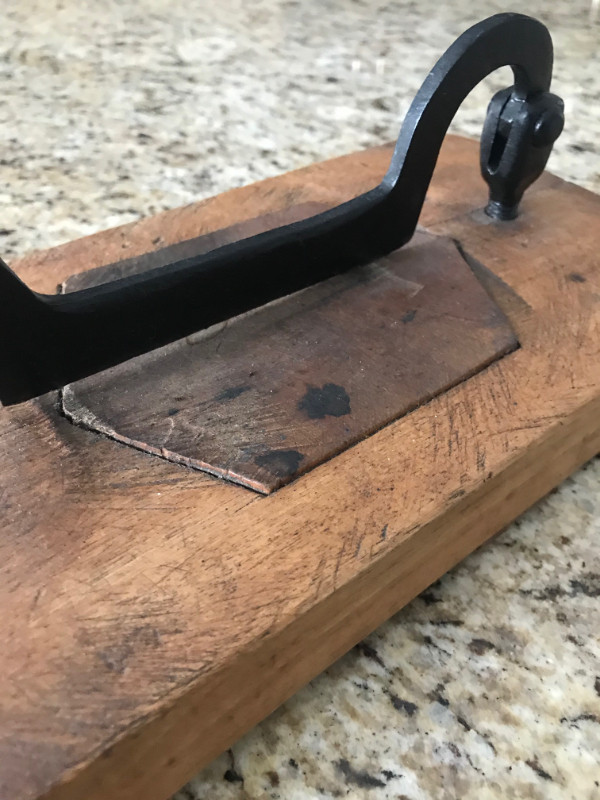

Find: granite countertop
<box><xmin>1</xmin><ymin>1</ymin><xmax>599</xmax><ymax>798</ymax></box>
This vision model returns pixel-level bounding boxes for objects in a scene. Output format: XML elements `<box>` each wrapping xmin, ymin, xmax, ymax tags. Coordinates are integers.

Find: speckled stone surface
<box><xmin>1</xmin><ymin>1</ymin><xmax>599</xmax><ymax>798</ymax></box>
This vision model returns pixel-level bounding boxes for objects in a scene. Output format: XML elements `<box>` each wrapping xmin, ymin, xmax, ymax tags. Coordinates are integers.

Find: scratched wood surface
<box><xmin>1</xmin><ymin>136</ymin><xmax>599</xmax><ymax>800</ymax></box>
<box><xmin>61</xmin><ymin>229</ymin><xmax>517</xmax><ymax>493</ymax></box>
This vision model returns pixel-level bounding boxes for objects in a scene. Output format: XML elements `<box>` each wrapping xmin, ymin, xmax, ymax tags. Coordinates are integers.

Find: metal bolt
<box><xmin>533</xmin><ymin>109</ymin><xmax>564</xmax><ymax>148</ymax></box>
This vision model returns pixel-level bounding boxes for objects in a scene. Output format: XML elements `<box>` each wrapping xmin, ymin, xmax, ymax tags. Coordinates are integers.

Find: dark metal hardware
<box><xmin>481</xmin><ymin>87</ymin><xmax>563</xmax><ymax>220</ymax></box>
<box><xmin>0</xmin><ymin>13</ymin><xmax>563</xmax><ymax>406</ymax></box>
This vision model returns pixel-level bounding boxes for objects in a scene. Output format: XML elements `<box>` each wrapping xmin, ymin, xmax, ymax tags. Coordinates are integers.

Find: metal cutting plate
<box><xmin>62</xmin><ymin>212</ymin><xmax>518</xmax><ymax>493</ymax></box>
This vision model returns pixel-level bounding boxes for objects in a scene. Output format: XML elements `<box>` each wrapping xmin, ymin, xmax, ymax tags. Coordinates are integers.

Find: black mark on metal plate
<box><xmin>401</xmin><ymin>309</ymin><xmax>417</xmax><ymax>323</ymax></box>
<box><xmin>298</xmin><ymin>383</ymin><xmax>351</xmax><ymax>419</ymax></box>
<box><xmin>255</xmin><ymin>449</ymin><xmax>305</xmax><ymax>478</ymax></box>
<box><xmin>214</xmin><ymin>384</ymin><xmax>251</xmax><ymax>402</ymax></box>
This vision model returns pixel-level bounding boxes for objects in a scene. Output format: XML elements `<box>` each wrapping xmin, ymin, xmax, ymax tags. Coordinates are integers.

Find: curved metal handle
<box><xmin>0</xmin><ymin>13</ymin><xmax>563</xmax><ymax>405</ymax></box>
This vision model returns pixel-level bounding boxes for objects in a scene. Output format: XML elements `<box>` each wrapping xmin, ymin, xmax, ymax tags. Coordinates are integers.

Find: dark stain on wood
<box><xmin>96</xmin><ymin>625</ymin><xmax>161</xmax><ymax>675</ymax></box>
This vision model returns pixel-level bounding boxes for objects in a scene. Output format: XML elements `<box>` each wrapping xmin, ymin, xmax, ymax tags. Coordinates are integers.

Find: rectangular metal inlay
<box><xmin>62</xmin><ymin>212</ymin><xmax>518</xmax><ymax>493</ymax></box>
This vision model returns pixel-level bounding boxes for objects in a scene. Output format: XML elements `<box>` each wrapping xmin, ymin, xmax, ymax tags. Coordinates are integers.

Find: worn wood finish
<box><xmin>1</xmin><ymin>136</ymin><xmax>599</xmax><ymax>800</ymax></box>
<box><xmin>62</xmin><ymin>229</ymin><xmax>517</xmax><ymax>493</ymax></box>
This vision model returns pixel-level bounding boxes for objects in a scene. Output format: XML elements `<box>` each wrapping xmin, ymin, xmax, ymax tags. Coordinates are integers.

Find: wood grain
<box><xmin>0</xmin><ymin>135</ymin><xmax>599</xmax><ymax>800</ymax></box>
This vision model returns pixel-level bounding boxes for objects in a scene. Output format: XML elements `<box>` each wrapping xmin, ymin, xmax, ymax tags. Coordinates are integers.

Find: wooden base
<box><xmin>1</xmin><ymin>135</ymin><xmax>599</xmax><ymax>800</ymax></box>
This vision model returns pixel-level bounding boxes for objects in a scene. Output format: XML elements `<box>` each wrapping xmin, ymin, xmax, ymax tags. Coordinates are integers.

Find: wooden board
<box><xmin>1</xmin><ymin>135</ymin><xmax>599</xmax><ymax>800</ymax></box>
<box><xmin>61</xmin><ymin>229</ymin><xmax>517</xmax><ymax>493</ymax></box>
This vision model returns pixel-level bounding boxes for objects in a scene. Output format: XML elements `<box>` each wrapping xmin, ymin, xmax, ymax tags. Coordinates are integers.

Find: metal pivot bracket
<box><xmin>0</xmin><ymin>12</ymin><xmax>563</xmax><ymax>406</ymax></box>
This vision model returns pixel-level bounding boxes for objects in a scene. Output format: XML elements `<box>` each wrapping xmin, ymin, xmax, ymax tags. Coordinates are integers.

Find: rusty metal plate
<box><xmin>62</xmin><ymin>212</ymin><xmax>518</xmax><ymax>493</ymax></box>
